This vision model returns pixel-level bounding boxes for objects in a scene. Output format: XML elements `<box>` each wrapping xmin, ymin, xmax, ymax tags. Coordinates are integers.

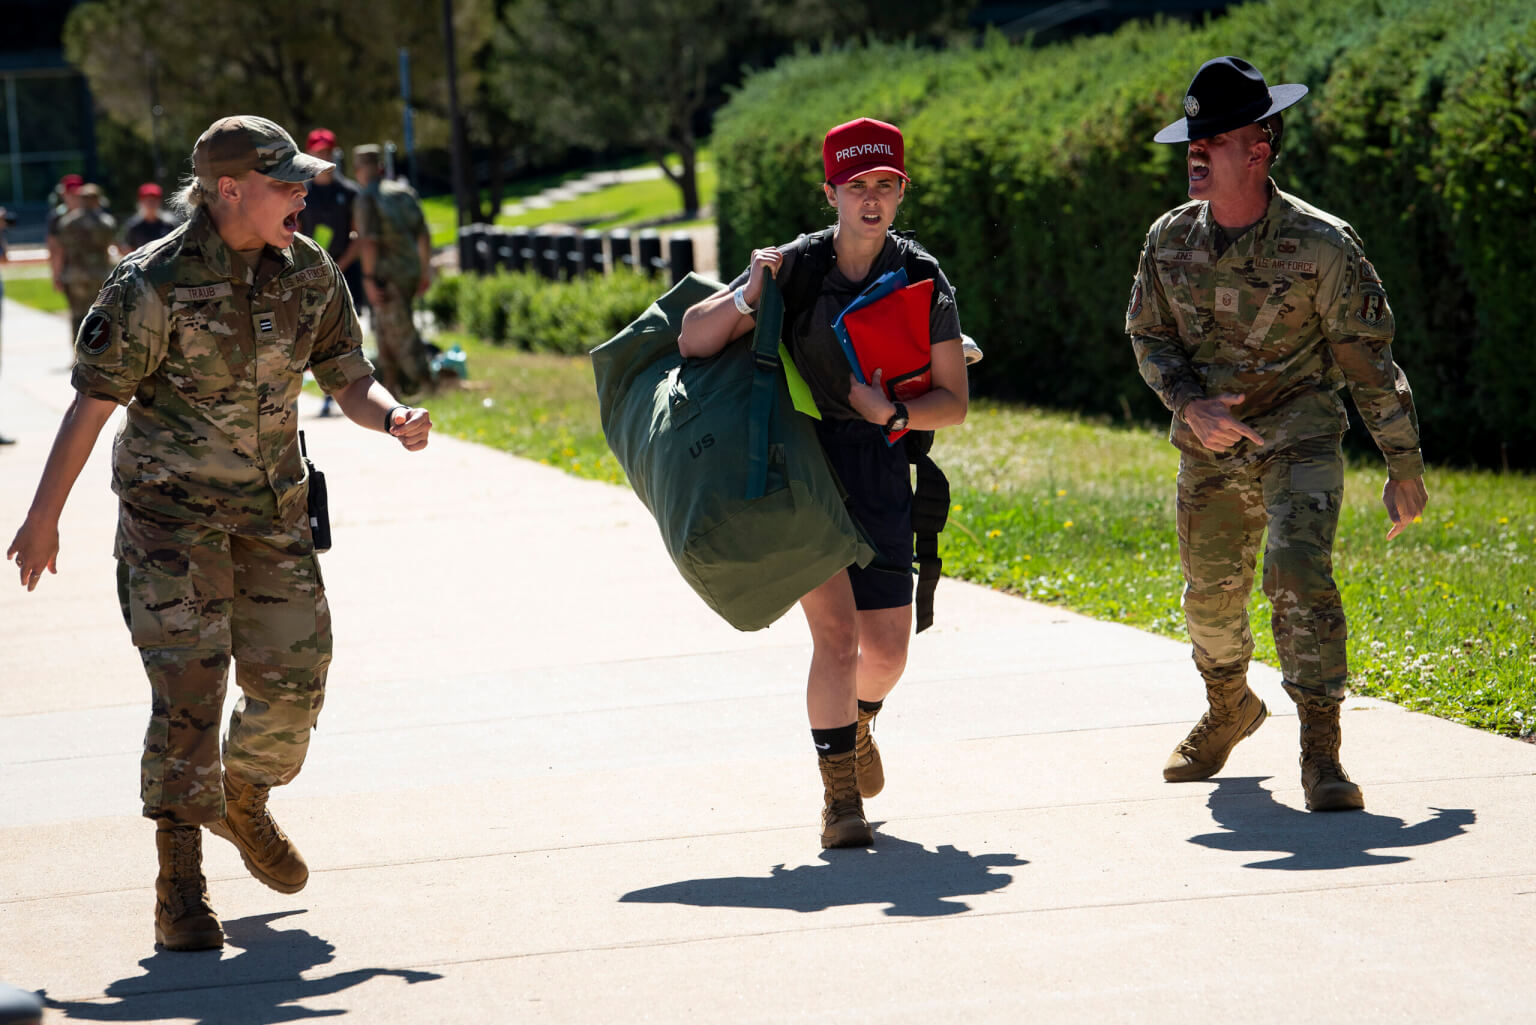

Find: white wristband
<box><xmin>732</xmin><ymin>286</ymin><xmax>755</xmax><ymax>316</ymax></box>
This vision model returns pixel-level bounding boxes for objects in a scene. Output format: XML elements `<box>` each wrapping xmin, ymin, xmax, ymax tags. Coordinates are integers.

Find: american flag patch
<box><xmin>92</xmin><ymin>284</ymin><xmax>121</xmax><ymax>308</ymax></box>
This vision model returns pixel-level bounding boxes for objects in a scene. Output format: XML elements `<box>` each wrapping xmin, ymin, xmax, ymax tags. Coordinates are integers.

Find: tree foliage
<box><xmin>63</xmin><ymin>0</ymin><xmax>493</xmax><ymax>175</ymax></box>
<box><xmin>488</xmin><ymin>0</ymin><xmax>974</xmax><ymax>215</ymax></box>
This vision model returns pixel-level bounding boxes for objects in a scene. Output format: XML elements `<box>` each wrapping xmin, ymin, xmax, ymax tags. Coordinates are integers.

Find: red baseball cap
<box><xmin>306</xmin><ymin>128</ymin><xmax>337</xmax><ymax>153</ymax></box>
<box><xmin>138</xmin><ymin>182</ymin><xmax>163</xmax><ymax>199</ymax></box>
<box><xmin>823</xmin><ymin>118</ymin><xmax>907</xmax><ymax>186</ymax></box>
<box><xmin>60</xmin><ymin>173</ymin><xmax>84</xmax><ymax>192</ymax></box>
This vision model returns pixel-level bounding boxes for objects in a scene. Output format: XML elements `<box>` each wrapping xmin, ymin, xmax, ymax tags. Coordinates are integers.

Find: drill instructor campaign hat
<box><xmin>823</xmin><ymin>118</ymin><xmax>908</xmax><ymax>186</ymax></box>
<box><xmin>193</xmin><ymin>115</ymin><xmax>333</xmax><ymax>182</ymax></box>
<box><xmin>1154</xmin><ymin>56</ymin><xmax>1308</xmax><ymax>144</ymax></box>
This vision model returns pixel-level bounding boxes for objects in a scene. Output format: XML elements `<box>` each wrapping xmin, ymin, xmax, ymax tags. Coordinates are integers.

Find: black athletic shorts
<box><xmin>816</xmin><ymin>417</ymin><xmax>914</xmax><ymax>610</ymax></box>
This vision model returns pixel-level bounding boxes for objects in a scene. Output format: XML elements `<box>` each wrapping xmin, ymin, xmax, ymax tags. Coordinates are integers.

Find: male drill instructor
<box><xmin>8</xmin><ymin>115</ymin><xmax>433</xmax><ymax>951</ymax></box>
<box><xmin>1125</xmin><ymin>57</ymin><xmax>1427</xmax><ymax>811</ymax></box>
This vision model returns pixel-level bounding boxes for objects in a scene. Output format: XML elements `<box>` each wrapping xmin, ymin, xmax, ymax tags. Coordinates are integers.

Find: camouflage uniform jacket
<box><xmin>71</xmin><ymin>207</ymin><xmax>374</xmax><ymax>534</ymax></box>
<box><xmin>55</xmin><ymin>207</ymin><xmax>119</xmax><ymax>287</ymax></box>
<box><xmin>354</xmin><ymin>180</ymin><xmax>427</xmax><ymax>287</ymax></box>
<box><xmin>1126</xmin><ymin>182</ymin><xmax>1423</xmax><ymax>479</ymax></box>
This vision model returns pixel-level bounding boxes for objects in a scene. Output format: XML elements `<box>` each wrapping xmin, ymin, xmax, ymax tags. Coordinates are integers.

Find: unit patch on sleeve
<box><xmin>77</xmin><ymin>309</ymin><xmax>113</xmax><ymax>356</ymax></box>
<box><xmin>1358</xmin><ymin>289</ymin><xmax>1388</xmax><ymax>326</ymax></box>
<box><xmin>1127</xmin><ymin>280</ymin><xmax>1143</xmax><ymax>320</ymax></box>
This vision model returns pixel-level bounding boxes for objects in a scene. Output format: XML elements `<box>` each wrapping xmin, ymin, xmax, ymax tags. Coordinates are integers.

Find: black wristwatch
<box><xmin>882</xmin><ymin>401</ymin><xmax>909</xmax><ymax>435</ymax></box>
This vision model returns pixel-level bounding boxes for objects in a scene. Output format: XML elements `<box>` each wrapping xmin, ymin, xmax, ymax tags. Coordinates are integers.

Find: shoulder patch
<box><xmin>283</xmin><ymin>266</ymin><xmax>330</xmax><ymax>287</ymax></box>
<box><xmin>1359</xmin><ymin>258</ymin><xmax>1382</xmax><ymax>284</ymax></box>
<box><xmin>173</xmin><ymin>283</ymin><xmax>234</xmax><ymax>302</ymax></box>
<box><xmin>1127</xmin><ymin>279</ymin><xmax>1143</xmax><ymax>320</ymax></box>
<box><xmin>1358</xmin><ymin>286</ymin><xmax>1389</xmax><ymax>326</ymax></box>
<box><xmin>78</xmin><ymin>309</ymin><xmax>113</xmax><ymax>356</ymax></box>
<box><xmin>93</xmin><ymin>284</ymin><xmax>122</xmax><ymax>309</ymax></box>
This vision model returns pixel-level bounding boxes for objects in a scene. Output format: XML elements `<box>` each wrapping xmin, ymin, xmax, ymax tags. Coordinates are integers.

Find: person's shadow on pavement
<box><xmin>40</xmin><ymin>910</ymin><xmax>440</xmax><ymax>1025</ymax></box>
<box><xmin>619</xmin><ymin>829</ymin><xmax>1026</xmax><ymax>918</ymax></box>
<box><xmin>1188</xmin><ymin>776</ymin><xmax>1475</xmax><ymax>870</ymax></box>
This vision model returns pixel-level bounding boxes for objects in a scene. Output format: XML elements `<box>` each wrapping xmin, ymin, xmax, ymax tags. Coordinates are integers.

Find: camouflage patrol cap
<box><xmin>193</xmin><ymin>115</ymin><xmax>333</xmax><ymax>182</ymax></box>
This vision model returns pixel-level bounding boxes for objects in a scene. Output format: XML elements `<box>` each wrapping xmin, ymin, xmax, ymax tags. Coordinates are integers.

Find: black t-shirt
<box><xmin>121</xmin><ymin>211</ymin><xmax>180</xmax><ymax>251</ymax></box>
<box><xmin>730</xmin><ymin>231</ymin><xmax>962</xmax><ymax>421</ymax></box>
<box><xmin>299</xmin><ymin>174</ymin><xmax>360</xmax><ymax>256</ymax></box>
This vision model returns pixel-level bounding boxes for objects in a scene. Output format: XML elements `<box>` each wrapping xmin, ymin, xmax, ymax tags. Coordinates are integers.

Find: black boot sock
<box><xmin>812</xmin><ymin>723</ymin><xmax>857</xmax><ymax>758</ymax></box>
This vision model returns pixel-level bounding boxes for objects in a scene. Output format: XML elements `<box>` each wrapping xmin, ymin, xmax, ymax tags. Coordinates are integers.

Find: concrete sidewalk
<box><xmin>1</xmin><ymin>296</ymin><xmax>1532</xmax><ymax>1024</ymax></box>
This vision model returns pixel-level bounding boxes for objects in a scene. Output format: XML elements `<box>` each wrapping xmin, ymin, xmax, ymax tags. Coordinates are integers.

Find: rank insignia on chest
<box><xmin>255</xmin><ymin>312</ymin><xmax>276</xmax><ymax>336</ymax></box>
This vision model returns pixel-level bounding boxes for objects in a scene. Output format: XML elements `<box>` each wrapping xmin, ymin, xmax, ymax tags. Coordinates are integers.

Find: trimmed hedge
<box><xmin>712</xmin><ymin>0</ymin><xmax>1536</xmax><ymax>469</ymax></box>
<box><xmin>426</xmin><ymin>270</ymin><xmax>660</xmax><ymax>355</ymax></box>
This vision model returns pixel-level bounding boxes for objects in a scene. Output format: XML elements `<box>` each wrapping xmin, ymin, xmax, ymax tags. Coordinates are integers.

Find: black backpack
<box><xmin>776</xmin><ymin>228</ymin><xmax>952</xmax><ymax>633</ymax></box>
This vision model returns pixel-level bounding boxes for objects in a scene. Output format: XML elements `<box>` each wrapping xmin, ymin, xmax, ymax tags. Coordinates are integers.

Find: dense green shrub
<box><xmin>428</xmin><ymin>269</ymin><xmax>662</xmax><ymax>355</ymax></box>
<box><xmin>712</xmin><ymin>0</ymin><xmax>1536</xmax><ymax>468</ymax></box>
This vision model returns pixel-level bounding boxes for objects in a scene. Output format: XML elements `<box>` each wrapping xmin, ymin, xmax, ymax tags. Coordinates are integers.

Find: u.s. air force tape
<box><xmin>78</xmin><ymin>310</ymin><xmax>112</xmax><ymax>356</ymax></box>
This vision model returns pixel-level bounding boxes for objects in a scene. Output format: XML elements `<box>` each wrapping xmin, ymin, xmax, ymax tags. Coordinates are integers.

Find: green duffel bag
<box><xmin>591</xmin><ymin>271</ymin><xmax>875</xmax><ymax>631</ymax></box>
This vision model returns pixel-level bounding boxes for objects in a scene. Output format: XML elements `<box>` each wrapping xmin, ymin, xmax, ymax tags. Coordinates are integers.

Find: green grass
<box><xmin>426</xmin><ymin>332</ymin><xmax>626</xmax><ymax>484</ymax></box>
<box><xmin>1</xmin><ymin>274</ymin><xmax>68</xmax><ymax>314</ymax></box>
<box><xmin>419</xmin><ymin>339</ymin><xmax>1536</xmax><ymax>739</ymax></box>
<box><xmin>423</xmin><ymin>150</ymin><xmax>717</xmax><ymax>247</ymax></box>
<box><xmin>932</xmin><ymin>404</ymin><xmax>1535</xmax><ymax>737</ymax></box>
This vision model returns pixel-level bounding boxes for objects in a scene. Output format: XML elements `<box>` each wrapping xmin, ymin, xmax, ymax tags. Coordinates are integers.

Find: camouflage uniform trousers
<box><xmin>1176</xmin><ymin>433</ymin><xmax>1348</xmax><ymax>699</ymax></box>
<box><xmin>114</xmin><ymin>502</ymin><xmax>332</xmax><ymax>825</ymax></box>
<box><xmin>65</xmin><ymin>281</ymin><xmax>101</xmax><ymax>340</ymax></box>
<box><xmin>370</xmin><ymin>279</ymin><xmax>431</xmax><ymax>397</ymax></box>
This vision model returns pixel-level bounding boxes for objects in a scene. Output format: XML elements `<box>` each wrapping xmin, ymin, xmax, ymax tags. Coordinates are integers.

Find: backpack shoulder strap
<box><xmin>778</xmin><ymin>227</ymin><xmax>836</xmax><ymax>316</ymax></box>
<box><xmin>891</xmin><ymin>230</ymin><xmax>950</xmax><ymax>633</ymax></box>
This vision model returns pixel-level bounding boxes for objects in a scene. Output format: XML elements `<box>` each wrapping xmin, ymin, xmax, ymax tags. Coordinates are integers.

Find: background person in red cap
<box><xmin>43</xmin><ymin>175</ymin><xmax>85</xmax><ymax>317</ymax></box>
<box><xmin>119</xmin><ymin>182</ymin><xmax>181</xmax><ymax>254</ymax></box>
<box><xmin>50</xmin><ymin>183</ymin><xmax>119</xmax><ymax>339</ymax></box>
<box><xmin>678</xmin><ymin>116</ymin><xmax>969</xmax><ymax>850</ymax></box>
<box><xmin>297</xmin><ymin>129</ymin><xmax>364</xmax><ymax>313</ymax></box>
<box><xmin>1125</xmin><ymin>56</ymin><xmax>1429</xmax><ymax>812</ymax></box>
<box><xmin>7</xmin><ymin>113</ymin><xmax>434</xmax><ymax>953</ymax></box>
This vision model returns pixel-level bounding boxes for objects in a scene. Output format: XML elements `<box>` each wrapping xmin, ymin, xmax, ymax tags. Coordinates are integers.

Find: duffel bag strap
<box><xmin>745</xmin><ymin>273</ymin><xmax>785</xmax><ymax>500</ymax></box>
<box><xmin>906</xmin><ymin>431</ymin><xmax>949</xmax><ymax>633</ymax></box>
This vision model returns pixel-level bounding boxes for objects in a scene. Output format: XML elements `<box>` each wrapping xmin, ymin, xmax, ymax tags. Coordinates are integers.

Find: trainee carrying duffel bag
<box><xmin>591</xmin><ymin>272</ymin><xmax>875</xmax><ymax>631</ymax></box>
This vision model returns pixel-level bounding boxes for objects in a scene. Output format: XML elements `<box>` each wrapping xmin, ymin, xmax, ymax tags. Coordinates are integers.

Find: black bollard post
<box><xmin>509</xmin><ymin>228</ymin><xmax>532</xmax><ymax>273</ymax></box>
<box><xmin>457</xmin><ymin>225</ymin><xmax>477</xmax><ymax>277</ymax></box>
<box><xmin>636</xmin><ymin>230</ymin><xmax>663</xmax><ymax>277</ymax></box>
<box><xmin>532</xmin><ymin>231</ymin><xmax>558</xmax><ymax>280</ymax></box>
<box><xmin>580</xmin><ymin>230</ymin><xmax>606</xmax><ymax>276</ymax></box>
<box><xmin>609</xmin><ymin>229</ymin><xmax>633</xmax><ymax>272</ymax></box>
<box><xmin>556</xmin><ymin>233</ymin><xmax>580</xmax><ymax>280</ymax></box>
<box><xmin>492</xmin><ymin>227</ymin><xmax>517</xmax><ymax>272</ymax></box>
<box><xmin>667</xmin><ymin>233</ymin><xmax>694</xmax><ymax>285</ymax></box>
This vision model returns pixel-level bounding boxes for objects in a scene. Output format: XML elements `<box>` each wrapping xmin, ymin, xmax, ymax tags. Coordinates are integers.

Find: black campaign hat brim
<box><xmin>1153</xmin><ymin>83</ymin><xmax>1309</xmax><ymax>144</ymax></box>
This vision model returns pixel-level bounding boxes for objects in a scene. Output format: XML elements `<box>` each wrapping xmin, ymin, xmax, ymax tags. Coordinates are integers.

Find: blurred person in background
<box><xmin>299</xmin><ymin>129</ymin><xmax>364</xmax><ymax>417</ymax></box>
<box><xmin>52</xmin><ymin>183</ymin><xmax>119</xmax><ymax>338</ymax></box>
<box><xmin>0</xmin><ymin>204</ymin><xmax>14</xmax><ymax>445</ymax></box>
<box><xmin>120</xmin><ymin>183</ymin><xmax>181</xmax><ymax>254</ymax></box>
<box><xmin>352</xmin><ymin>144</ymin><xmax>433</xmax><ymax>397</ymax></box>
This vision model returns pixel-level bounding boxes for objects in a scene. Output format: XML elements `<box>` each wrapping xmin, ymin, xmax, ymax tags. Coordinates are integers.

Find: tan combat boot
<box><xmin>154</xmin><ymin>823</ymin><xmax>223</xmax><ymax>951</ymax></box>
<box><xmin>208</xmin><ymin>773</ymin><xmax>309</xmax><ymax>893</ymax></box>
<box><xmin>819</xmin><ymin>750</ymin><xmax>874</xmax><ymax>849</ymax></box>
<box><xmin>1288</xmin><ymin>684</ymin><xmax>1365</xmax><ymax>812</ymax></box>
<box><xmin>855</xmin><ymin>705</ymin><xmax>884</xmax><ymax>799</ymax></box>
<box><xmin>1163</xmin><ymin>673</ymin><xmax>1269</xmax><ymax>782</ymax></box>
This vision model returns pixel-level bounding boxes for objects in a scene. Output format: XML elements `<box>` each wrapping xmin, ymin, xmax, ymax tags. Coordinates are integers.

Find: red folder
<box><xmin>840</xmin><ymin>278</ymin><xmax>933</xmax><ymax>442</ymax></box>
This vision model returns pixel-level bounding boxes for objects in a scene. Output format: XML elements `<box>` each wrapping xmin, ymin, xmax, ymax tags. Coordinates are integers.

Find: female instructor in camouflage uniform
<box><xmin>7</xmin><ymin>116</ymin><xmax>433</xmax><ymax>951</ymax></box>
